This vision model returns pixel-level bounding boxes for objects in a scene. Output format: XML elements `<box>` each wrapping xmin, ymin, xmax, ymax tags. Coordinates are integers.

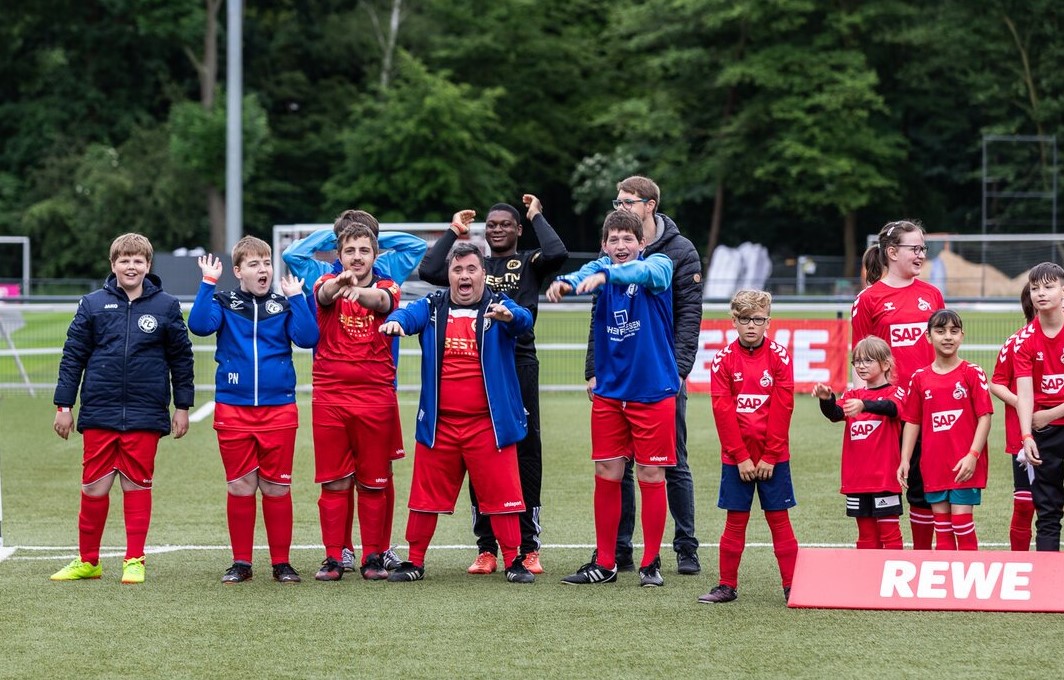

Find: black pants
<box><xmin>469</xmin><ymin>362</ymin><xmax>542</xmax><ymax>555</ymax></box>
<box><xmin>1032</xmin><ymin>425</ymin><xmax>1064</xmax><ymax>551</ymax></box>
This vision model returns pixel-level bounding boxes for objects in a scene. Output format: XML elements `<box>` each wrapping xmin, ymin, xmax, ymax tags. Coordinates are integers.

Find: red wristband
<box><xmin>202</xmin><ymin>276</ymin><xmax>218</xmax><ymax>285</ymax></box>
<box><xmin>1022</xmin><ymin>433</ymin><xmax>1035</xmax><ymax>441</ymax></box>
<box><xmin>968</xmin><ymin>449</ymin><xmax>981</xmax><ymax>459</ymax></box>
<box><xmin>57</xmin><ymin>406</ymin><xmax>71</xmax><ymax>413</ymax></box>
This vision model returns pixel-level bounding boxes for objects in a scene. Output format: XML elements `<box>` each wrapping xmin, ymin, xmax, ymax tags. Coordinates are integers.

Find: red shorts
<box><xmin>590</xmin><ymin>395</ymin><xmax>677</xmax><ymax>467</ymax></box>
<box><xmin>215</xmin><ymin>403</ymin><xmax>298</xmax><ymax>484</ymax></box>
<box><xmin>312</xmin><ymin>400</ymin><xmax>405</xmax><ymax>488</ymax></box>
<box><xmin>82</xmin><ymin>429</ymin><xmax>162</xmax><ymax>488</ymax></box>
<box><xmin>408</xmin><ymin>414</ymin><xmax>524</xmax><ymax>515</ymax></box>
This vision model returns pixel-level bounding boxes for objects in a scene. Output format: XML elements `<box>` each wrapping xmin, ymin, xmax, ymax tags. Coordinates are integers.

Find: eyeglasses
<box><xmin>895</xmin><ymin>244</ymin><xmax>928</xmax><ymax>255</ymax></box>
<box><xmin>612</xmin><ymin>198</ymin><xmax>650</xmax><ymax>209</ymax></box>
<box><xmin>736</xmin><ymin>316</ymin><xmax>769</xmax><ymax>326</ymax></box>
<box><xmin>851</xmin><ymin>358</ymin><xmax>877</xmax><ymax>366</ymax></box>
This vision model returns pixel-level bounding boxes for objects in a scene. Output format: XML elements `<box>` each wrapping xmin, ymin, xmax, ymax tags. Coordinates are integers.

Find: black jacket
<box><xmin>55</xmin><ymin>273</ymin><xmax>196</xmax><ymax>434</ymax></box>
<box><xmin>584</xmin><ymin>212</ymin><xmax>702</xmax><ymax>380</ymax></box>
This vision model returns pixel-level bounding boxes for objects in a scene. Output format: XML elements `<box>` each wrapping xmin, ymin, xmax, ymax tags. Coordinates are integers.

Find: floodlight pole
<box><xmin>225</xmin><ymin>0</ymin><xmax>243</xmax><ymax>251</ymax></box>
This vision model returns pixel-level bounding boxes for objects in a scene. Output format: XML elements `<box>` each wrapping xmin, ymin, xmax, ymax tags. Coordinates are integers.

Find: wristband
<box><xmin>57</xmin><ymin>406</ymin><xmax>71</xmax><ymax>413</ymax></box>
<box><xmin>202</xmin><ymin>276</ymin><xmax>218</xmax><ymax>285</ymax></box>
<box><xmin>1022</xmin><ymin>433</ymin><xmax>1035</xmax><ymax>441</ymax></box>
<box><xmin>451</xmin><ymin>222</ymin><xmax>465</xmax><ymax>233</ymax></box>
<box><xmin>968</xmin><ymin>449</ymin><xmax>981</xmax><ymax>459</ymax></box>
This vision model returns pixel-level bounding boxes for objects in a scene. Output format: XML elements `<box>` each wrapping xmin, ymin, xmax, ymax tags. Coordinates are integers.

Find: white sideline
<box><xmin>0</xmin><ymin>541</ymin><xmax>1013</xmax><ymax>563</ymax></box>
<box><xmin>189</xmin><ymin>401</ymin><xmax>216</xmax><ymax>423</ymax></box>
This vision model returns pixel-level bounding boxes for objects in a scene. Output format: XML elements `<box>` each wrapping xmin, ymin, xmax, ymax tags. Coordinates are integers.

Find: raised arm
<box><xmin>282</xmin><ymin>229</ymin><xmax>336</xmax><ymax>296</ymax></box>
<box><xmin>376</xmin><ymin>231</ymin><xmax>428</xmax><ymax>285</ymax></box>
<box><xmin>418</xmin><ymin>229</ymin><xmax>458</xmax><ymax>287</ymax></box>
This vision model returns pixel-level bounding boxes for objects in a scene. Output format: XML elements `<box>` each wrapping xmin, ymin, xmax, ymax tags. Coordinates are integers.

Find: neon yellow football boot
<box><xmin>121</xmin><ymin>556</ymin><xmax>146</xmax><ymax>584</ymax></box>
<box><xmin>50</xmin><ymin>558</ymin><xmax>102</xmax><ymax>581</ymax></box>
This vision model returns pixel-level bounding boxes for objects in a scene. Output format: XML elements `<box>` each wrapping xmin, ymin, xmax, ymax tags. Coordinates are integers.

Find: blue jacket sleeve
<box><xmin>376</xmin><ymin>232</ymin><xmax>428</xmax><ymax>285</ymax></box>
<box><xmin>500</xmin><ymin>297</ymin><xmax>533</xmax><ymax>337</ymax></box>
<box><xmin>164</xmin><ymin>298</ymin><xmax>196</xmax><ymax>410</ymax></box>
<box><xmin>557</xmin><ymin>256</ymin><xmax>611</xmax><ymax>290</ymax></box>
<box><xmin>607</xmin><ymin>253</ymin><xmax>674</xmax><ymax>294</ymax></box>
<box><xmin>386</xmin><ymin>297</ymin><xmax>432</xmax><ymax>335</ymax></box>
<box><xmin>286</xmin><ymin>292</ymin><xmax>320</xmax><ymax>349</ymax></box>
<box><xmin>282</xmin><ymin>230</ymin><xmax>335</xmax><ymax>295</ymax></box>
<box><xmin>187</xmin><ymin>282</ymin><xmax>223</xmax><ymax>337</ymax></box>
<box><xmin>54</xmin><ymin>298</ymin><xmax>92</xmax><ymax>406</ymax></box>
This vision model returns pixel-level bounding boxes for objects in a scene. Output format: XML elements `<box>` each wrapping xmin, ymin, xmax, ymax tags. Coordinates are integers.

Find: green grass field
<box><xmin>2</xmin><ymin>387</ymin><xmax>1063</xmax><ymax>679</ymax></box>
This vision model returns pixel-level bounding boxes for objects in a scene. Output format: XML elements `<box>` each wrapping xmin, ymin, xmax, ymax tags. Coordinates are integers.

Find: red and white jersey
<box><xmin>710</xmin><ymin>338</ymin><xmax>794</xmax><ymax>465</ymax></box>
<box><xmin>1013</xmin><ymin>317</ymin><xmax>1064</xmax><ymax>426</ymax></box>
<box><xmin>851</xmin><ymin>279</ymin><xmax>945</xmax><ymax>389</ymax></box>
<box><xmin>991</xmin><ymin>328</ymin><xmax>1024</xmax><ymax>454</ymax></box>
<box><xmin>838</xmin><ymin>384</ymin><xmax>905</xmax><ymax>494</ymax></box>
<box><xmin>440</xmin><ymin>307</ymin><xmax>489</xmax><ymax>417</ymax></box>
<box><xmin>312</xmin><ymin>276</ymin><xmax>400</xmax><ymax>406</ymax></box>
<box><xmin>901</xmin><ymin>361</ymin><xmax>993</xmax><ymax>492</ymax></box>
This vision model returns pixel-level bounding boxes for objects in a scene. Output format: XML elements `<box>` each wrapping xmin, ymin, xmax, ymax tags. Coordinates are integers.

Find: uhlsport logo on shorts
<box><xmin>889</xmin><ymin>322</ymin><xmax>924</xmax><ymax>347</ymax></box>
<box><xmin>931</xmin><ymin>409</ymin><xmax>963</xmax><ymax>432</ymax></box>
<box><xmin>849</xmin><ymin>420</ymin><xmax>882</xmax><ymax>441</ymax></box>
<box><xmin>138</xmin><ymin>314</ymin><xmax>158</xmax><ymax>333</ymax></box>
<box><xmin>736</xmin><ymin>393</ymin><xmax>768</xmax><ymax>413</ymax></box>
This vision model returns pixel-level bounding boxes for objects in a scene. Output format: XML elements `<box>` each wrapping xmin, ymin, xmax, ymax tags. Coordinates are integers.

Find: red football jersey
<box><xmin>991</xmin><ymin>328</ymin><xmax>1023</xmax><ymax>454</ymax></box>
<box><xmin>312</xmin><ymin>276</ymin><xmax>400</xmax><ymax>405</ymax></box>
<box><xmin>851</xmin><ymin>279</ymin><xmax>945</xmax><ymax>389</ymax></box>
<box><xmin>901</xmin><ymin>361</ymin><xmax>993</xmax><ymax>492</ymax></box>
<box><xmin>837</xmin><ymin>384</ymin><xmax>905</xmax><ymax>494</ymax></box>
<box><xmin>440</xmin><ymin>307</ymin><xmax>489</xmax><ymax>416</ymax></box>
<box><xmin>710</xmin><ymin>338</ymin><xmax>794</xmax><ymax>465</ymax></box>
<box><xmin>1013</xmin><ymin>318</ymin><xmax>1064</xmax><ymax>426</ymax></box>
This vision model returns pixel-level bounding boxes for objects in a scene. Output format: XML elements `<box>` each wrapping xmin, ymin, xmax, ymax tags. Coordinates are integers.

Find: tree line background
<box><xmin>1</xmin><ymin>0</ymin><xmax>1061</xmax><ymax>282</ymax></box>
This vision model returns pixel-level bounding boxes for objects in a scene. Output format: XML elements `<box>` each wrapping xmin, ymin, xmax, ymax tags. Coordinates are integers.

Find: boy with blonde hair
<box><xmin>52</xmin><ymin>233</ymin><xmax>195</xmax><ymax>584</ymax></box>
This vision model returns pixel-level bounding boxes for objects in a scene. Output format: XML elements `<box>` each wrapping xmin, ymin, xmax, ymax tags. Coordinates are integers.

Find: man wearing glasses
<box><xmin>584</xmin><ymin>175</ymin><xmax>704</xmax><ymax>575</ymax></box>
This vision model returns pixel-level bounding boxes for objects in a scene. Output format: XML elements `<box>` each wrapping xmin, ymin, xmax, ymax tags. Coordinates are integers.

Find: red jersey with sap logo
<box><xmin>991</xmin><ymin>328</ymin><xmax>1024</xmax><ymax>454</ymax></box>
<box><xmin>838</xmin><ymin>384</ymin><xmax>905</xmax><ymax>494</ymax></box>
<box><xmin>710</xmin><ymin>338</ymin><xmax>794</xmax><ymax>465</ymax></box>
<box><xmin>312</xmin><ymin>275</ymin><xmax>400</xmax><ymax>405</ymax></box>
<box><xmin>441</xmin><ymin>307</ymin><xmax>489</xmax><ymax>416</ymax></box>
<box><xmin>901</xmin><ymin>361</ymin><xmax>993</xmax><ymax>492</ymax></box>
<box><xmin>851</xmin><ymin>279</ymin><xmax>945</xmax><ymax>389</ymax></box>
<box><xmin>1013</xmin><ymin>318</ymin><xmax>1064</xmax><ymax>426</ymax></box>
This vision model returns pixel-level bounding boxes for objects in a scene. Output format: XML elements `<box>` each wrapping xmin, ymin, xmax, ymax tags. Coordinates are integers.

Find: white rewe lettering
<box><xmin>880</xmin><ymin>560</ymin><xmax>1033</xmax><ymax>600</ymax></box>
<box><xmin>916</xmin><ymin>561</ymin><xmax>949</xmax><ymax>598</ymax></box>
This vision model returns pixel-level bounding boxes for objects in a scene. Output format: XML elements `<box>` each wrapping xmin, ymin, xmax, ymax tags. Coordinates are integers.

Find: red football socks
<box><xmin>226</xmin><ymin>492</ymin><xmax>256</xmax><ymax>563</ymax></box>
<box><xmin>489</xmin><ymin>513</ymin><xmax>521</xmax><ymax>568</ymax></box>
<box><xmin>1010</xmin><ymin>492</ymin><xmax>1034</xmax><ymax>551</ymax></box>
<box><xmin>638</xmin><ymin>479</ymin><xmax>667</xmax><ymax>568</ymax></box>
<box><xmin>261</xmin><ymin>491</ymin><xmax>293</xmax><ymax>565</ymax></box>
<box><xmin>343</xmin><ymin>485</ymin><xmax>356</xmax><ymax>553</ymax></box>
<box><xmin>78</xmin><ymin>491</ymin><xmax>110</xmax><ymax>565</ymax></box>
<box><xmin>877</xmin><ymin>517</ymin><xmax>904</xmax><ymax>549</ymax></box>
<box><xmin>856</xmin><ymin>516</ymin><xmax>880</xmax><ymax>549</ymax></box>
<box><xmin>123</xmin><ymin>488</ymin><xmax>152</xmax><ymax>560</ymax></box>
<box><xmin>765</xmin><ymin>509</ymin><xmax>798</xmax><ymax>588</ymax></box>
<box><xmin>933</xmin><ymin>511</ymin><xmax>957</xmax><ymax>550</ymax></box>
<box><xmin>318</xmin><ymin>487</ymin><xmax>349</xmax><ymax>561</ymax></box>
<box><xmin>952</xmin><ymin>512</ymin><xmax>978</xmax><ymax>551</ymax></box>
<box><xmin>592</xmin><ymin>475</ymin><xmax>622</xmax><ymax>570</ymax></box>
<box><xmin>357</xmin><ymin>487</ymin><xmax>387</xmax><ymax>559</ymax></box>
<box><xmin>718</xmin><ymin>510</ymin><xmax>750</xmax><ymax>588</ymax></box>
<box><xmin>382</xmin><ymin>477</ymin><xmax>396</xmax><ymax>551</ymax></box>
<box><xmin>910</xmin><ymin>507</ymin><xmax>935</xmax><ymax>550</ymax></box>
<box><xmin>405</xmin><ymin>510</ymin><xmax>438</xmax><ymax>567</ymax></box>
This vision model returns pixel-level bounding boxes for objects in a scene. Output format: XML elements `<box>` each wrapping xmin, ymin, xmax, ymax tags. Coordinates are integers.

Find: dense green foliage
<box><xmin>1</xmin><ymin>0</ymin><xmax>1061</xmax><ymax>278</ymax></box>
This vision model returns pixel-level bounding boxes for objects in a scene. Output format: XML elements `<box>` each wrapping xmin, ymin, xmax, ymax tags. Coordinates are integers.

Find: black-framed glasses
<box><xmin>851</xmin><ymin>358</ymin><xmax>877</xmax><ymax>366</ymax></box>
<box><xmin>736</xmin><ymin>316</ymin><xmax>768</xmax><ymax>326</ymax></box>
<box><xmin>895</xmin><ymin>244</ymin><xmax>928</xmax><ymax>255</ymax></box>
<box><xmin>612</xmin><ymin>198</ymin><xmax>650</xmax><ymax>209</ymax></box>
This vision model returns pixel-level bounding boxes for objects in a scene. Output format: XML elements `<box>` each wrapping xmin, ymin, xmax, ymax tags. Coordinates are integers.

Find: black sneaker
<box><xmin>315</xmin><ymin>557</ymin><xmax>344</xmax><ymax>582</ymax></box>
<box><xmin>676</xmin><ymin>550</ymin><xmax>701</xmax><ymax>575</ymax></box>
<box><xmin>591</xmin><ymin>549</ymin><xmax>635</xmax><ymax>573</ymax></box>
<box><xmin>387</xmin><ymin>561</ymin><xmax>425</xmax><ymax>582</ymax></box>
<box><xmin>505</xmin><ymin>556</ymin><xmax>535</xmax><ymax>584</ymax></box>
<box><xmin>360</xmin><ymin>553</ymin><xmax>389</xmax><ymax>581</ymax></box>
<box><xmin>698</xmin><ymin>584</ymin><xmax>738</xmax><ymax>604</ymax></box>
<box><xmin>272</xmin><ymin>562</ymin><xmax>301</xmax><ymax>584</ymax></box>
<box><xmin>221</xmin><ymin>561</ymin><xmax>252</xmax><ymax>584</ymax></box>
<box><xmin>561</xmin><ymin>562</ymin><xmax>618</xmax><ymax>585</ymax></box>
<box><xmin>381</xmin><ymin>546</ymin><xmax>403</xmax><ymax>571</ymax></box>
<box><xmin>638</xmin><ymin>556</ymin><xmax>664</xmax><ymax>588</ymax></box>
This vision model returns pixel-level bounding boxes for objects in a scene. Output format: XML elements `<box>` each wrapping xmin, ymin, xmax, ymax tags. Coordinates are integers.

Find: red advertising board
<box><xmin>789</xmin><ymin>548</ymin><xmax>1064</xmax><ymax>612</ymax></box>
<box><xmin>688</xmin><ymin>319</ymin><xmax>850</xmax><ymax>394</ymax></box>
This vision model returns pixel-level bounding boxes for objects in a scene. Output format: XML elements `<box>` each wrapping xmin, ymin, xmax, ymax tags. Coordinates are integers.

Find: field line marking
<box><xmin>189</xmin><ymin>401</ymin><xmax>216</xmax><ymax>423</ymax></box>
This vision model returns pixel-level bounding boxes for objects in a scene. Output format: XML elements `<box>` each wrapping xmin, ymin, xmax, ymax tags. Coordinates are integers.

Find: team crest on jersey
<box><xmin>931</xmin><ymin>409</ymin><xmax>963</xmax><ymax>432</ymax></box>
<box><xmin>1042</xmin><ymin>374</ymin><xmax>1064</xmax><ymax>395</ymax></box>
<box><xmin>626</xmin><ymin>284</ymin><xmax>638</xmax><ymax>298</ymax></box>
<box><xmin>883</xmin><ymin>302</ymin><xmax>896</xmax><ymax>311</ymax></box>
<box><xmin>736</xmin><ymin>393</ymin><xmax>768</xmax><ymax>413</ymax></box>
<box><xmin>850</xmin><ymin>420</ymin><xmax>882</xmax><ymax>441</ymax></box>
<box><xmin>482</xmin><ymin>316</ymin><xmax>493</xmax><ymax>332</ymax></box>
<box><xmin>917</xmin><ymin>297</ymin><xmax>932</xmax><ymax>311</ymax></box>
<box><xmin>137</xmin><ymin>314</ymin><xmax>158</xmax><ymax>333</ymax></box>
<box><xmin>952</xmin><ymin>381</ymin><xmax>968</xmax><ymax>400</ymax></box>
<box><xmin>265</xmin><ymin>300</ymin><xmax>283</xmax><ymax>315</ymax></box>
<box><xmin>507</xmin><ymin>259</ymin><xmax>521</xmax><ymax>270</ymax></box>
<box><xmin>759</xmin><ymin>370</ymin><xmax>773</xmax><ymax>388</ymax></box>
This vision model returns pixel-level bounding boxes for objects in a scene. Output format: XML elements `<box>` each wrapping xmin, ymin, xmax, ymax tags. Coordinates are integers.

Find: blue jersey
<box><xmin>558</xmin><ymin>253</ymin><xmax>679</xmax><ymax>402</ymax></box>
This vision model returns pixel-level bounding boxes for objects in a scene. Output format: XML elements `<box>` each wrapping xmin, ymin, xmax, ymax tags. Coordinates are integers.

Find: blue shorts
<box><xmin>924</xmin><ymin>488</ymin><xmax>982</xmax><ymax>506</ymax></box>
<box><xmin>718</xmin><ymin>461</ymin><xmax>797</xmax><ymax>512</ymax></box>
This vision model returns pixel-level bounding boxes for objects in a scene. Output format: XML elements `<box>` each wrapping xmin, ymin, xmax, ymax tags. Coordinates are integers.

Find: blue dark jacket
<box><xmin>187</xmin><ymin>283</ymin><xmax>319</xmax><ymax>406</ymax></box>
<box><xmin>54</xmin><ymin>273</ymin><xmax>196</xmax><ymax>434</ymax></box>
<box><xmin>386</xmin><ymin>289</ymin><xmax>531</xmax><ymax>448</ymax></box>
